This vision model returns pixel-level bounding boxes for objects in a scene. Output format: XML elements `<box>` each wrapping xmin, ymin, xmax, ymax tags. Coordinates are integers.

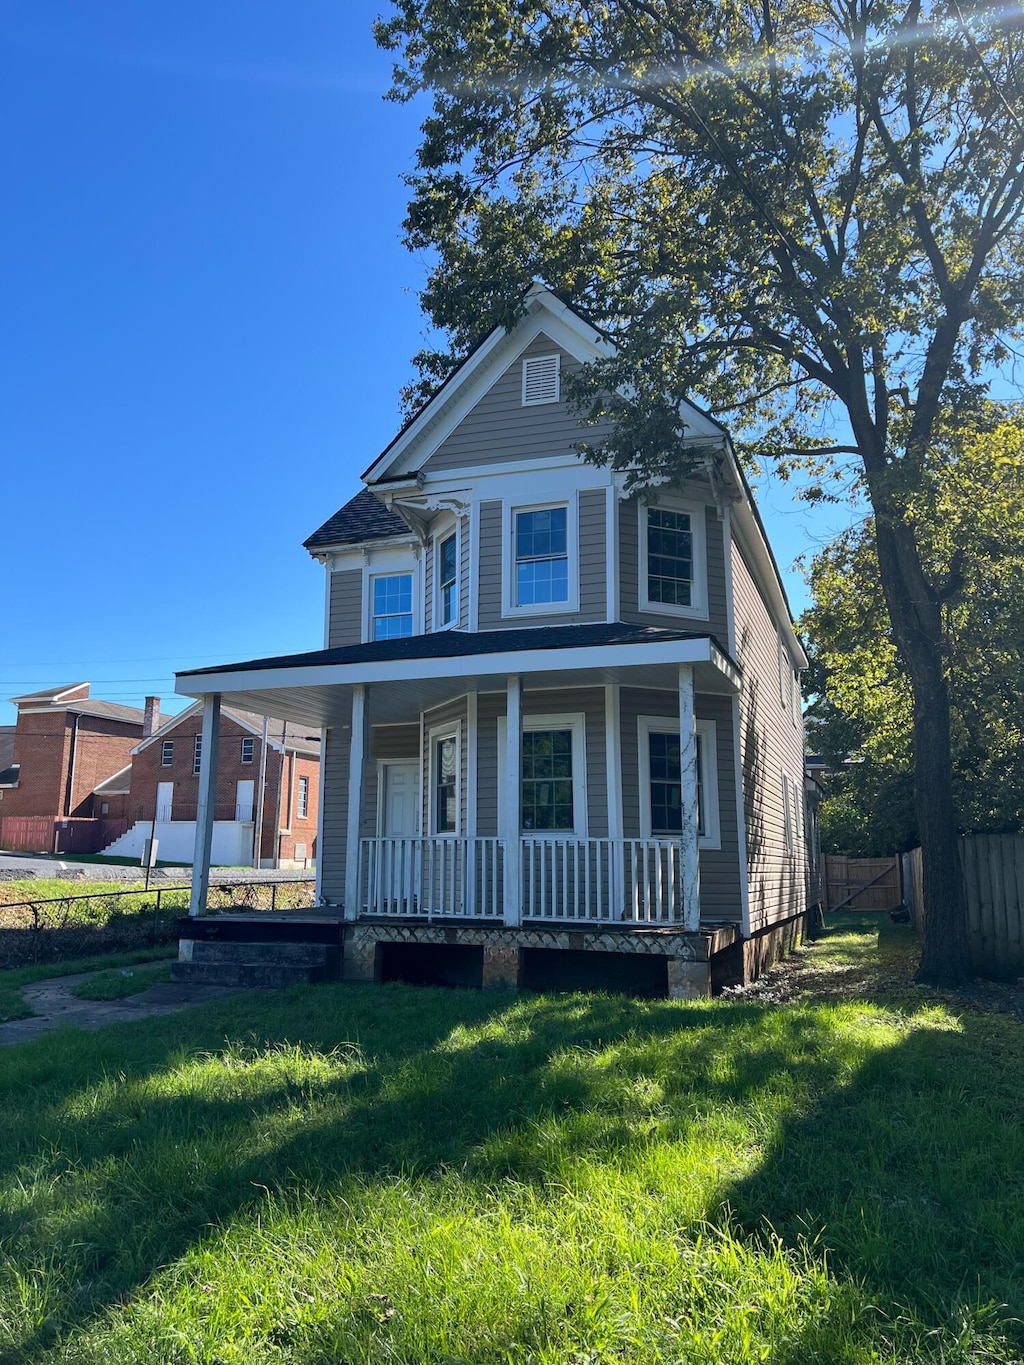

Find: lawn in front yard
<box><xmin>0</xmin><ymin>917</ymin><xmax>1020</xmax><ymax>1363</ymax></box>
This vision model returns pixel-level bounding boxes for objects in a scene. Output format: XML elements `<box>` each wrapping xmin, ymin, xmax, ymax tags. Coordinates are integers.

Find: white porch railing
<box><xmin>360</xmin><ymin>837</ymin><xmax>505</xmax><ymax>918</ymax></box>
<box><xmin>359</xmin><ymin>836</ymin><xmax>693</xmax><ymax>926</ymax></box>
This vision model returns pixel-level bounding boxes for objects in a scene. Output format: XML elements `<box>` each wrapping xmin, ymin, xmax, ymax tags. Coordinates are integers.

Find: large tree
<box><xmin>376</xmin><ymin>0</ymin><xmax>1024</xmax><ymax>983</ymax></box>
<box><xmin>804</xmin><ymin>409</ymin><xmax>1024</xmax><ymax>856</ymax></box>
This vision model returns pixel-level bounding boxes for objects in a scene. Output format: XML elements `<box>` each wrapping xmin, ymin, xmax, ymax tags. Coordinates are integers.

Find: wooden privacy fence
<box><xmin>904</xmin><ymin>834</ymin><xmax>1024</xmax><ymax>980</ymax></box>
<box><xmin>0</xmin><ymin>816</ymin><xmax>130</xmax><ymax>856</ymax></box>
<box><xmin>822</xmin><ymin>855</ymin><xmax>901</xmax><ymax>911</ymax></box>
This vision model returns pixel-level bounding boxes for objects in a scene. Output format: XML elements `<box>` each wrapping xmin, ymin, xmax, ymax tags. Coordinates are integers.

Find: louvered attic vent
<box><xmin>522</xmin><ymin>353</ymin><xmax>560</xmax><ymax>405</ymax></box>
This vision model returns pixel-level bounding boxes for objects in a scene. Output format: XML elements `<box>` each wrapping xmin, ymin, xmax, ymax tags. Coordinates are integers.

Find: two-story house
<box><xmin>175</xmin><ymin>286</ymin><xmax>808</xmax><ymax>996</ymax></box>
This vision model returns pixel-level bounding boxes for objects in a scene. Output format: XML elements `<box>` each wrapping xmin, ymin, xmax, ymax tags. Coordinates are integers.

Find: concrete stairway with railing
<box><xmin>171</xmin><ymin>938</ymin><xmax>341</xmax><ymax>989</ymax></box>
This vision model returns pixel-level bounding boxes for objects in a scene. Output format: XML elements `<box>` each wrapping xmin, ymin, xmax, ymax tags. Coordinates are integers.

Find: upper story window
<box><xmin>241</xmin><ymin>737</ymin><xmax>254</xmax><ymax>764</ymax></box>
<box><xmin>372</xmin><ymin>573</ymin><xmax>414</xmax><ymax>640</ymax></box>
<box><xmin>193</xmin><ymin>734</ymin><xmax>203</xmax><ymax>775</ymax></box>
<box><xmin>437</xmin><ymin>532</ymin><xmax>458</xmax><ymax>627</ymax></box>
<box><xmin>297</xmin><ymin>775</ymin><xmax>309</xmax><ymax>820</ymax></box>
<box><xmin>516</xmin><ymin>506</ymin><xmax>568</xmax><ymax>606</ymax></box>
<box><xmin>160</xmin><ymin>740</ymin><xmax>174</xmax><ymax>767</ymax></box>
<box><xmin>639</xmin><ymin>501</ymin><xmax>708</xmax><ymax>619</ymax></box>
<box><xmin>522</xmin><ymin>353</ymin><xmax>560</xmax><ymax>405</ymax></box>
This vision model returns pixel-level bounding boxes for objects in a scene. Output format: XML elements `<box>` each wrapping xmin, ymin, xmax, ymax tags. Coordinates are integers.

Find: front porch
<box><xmin>175</xmin><ymin>623</ymin><xmax>744</xmax><ymax>965</ymax></box>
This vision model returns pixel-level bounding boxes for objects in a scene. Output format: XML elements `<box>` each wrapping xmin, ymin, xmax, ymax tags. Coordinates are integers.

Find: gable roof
<box><xmin>304</xmin><ymin>488</ymin><xmax>409</xmax><ymax>552</ymax></box>
<box><xmin>9</xmin><ymin>682</ymin><xmax>91</xmax><ymax>706</ymax></box>
<box><xmin>92</xmin><ymin>764</ymin><xmax>132</xmax><ymax>796</ymax></box>
<box><xmin>132</xmin><ymin>700</ymin><xmax>321</xmax><ymax>758</ymax></box>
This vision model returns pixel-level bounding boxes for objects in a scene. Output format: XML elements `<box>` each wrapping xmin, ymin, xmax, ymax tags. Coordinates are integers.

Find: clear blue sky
<box><xmin>0</xmin><ymin>2</ymin><xmax>851</xmax><ymax>729</ymax></box>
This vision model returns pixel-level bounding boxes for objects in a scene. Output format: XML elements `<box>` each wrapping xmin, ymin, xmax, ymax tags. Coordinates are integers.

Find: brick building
<box><xmin>0</xmin><ymin>684</ymin><xmax>155</xmax><ymax>820</ymax></box>
<box><xmin>101</xmin><ymin>702</ymin><xmax>320</xmax><ymax>868</ymax></box>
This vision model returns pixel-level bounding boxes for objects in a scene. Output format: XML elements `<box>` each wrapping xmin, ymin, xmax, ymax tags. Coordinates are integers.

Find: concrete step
<box><xmin>188</xmin><ymin>940</ymin><xmax>332</xmax><ymax>967</ymax></box>
<box><xmin>171</xmin><ymin>960</ymin><xmax>330</xmax><ymax>989</ymax></box>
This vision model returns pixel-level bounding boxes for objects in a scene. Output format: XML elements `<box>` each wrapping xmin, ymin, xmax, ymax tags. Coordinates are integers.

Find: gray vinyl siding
<box><xmin>619</xmin><ymin>495</ymin><xmax>729</xmax><ymax>643</ymax></box>
<box><xmin>618</xmin><ymin>686</ymin><xmax>743</xmax><ymax>922</ymax></box>
<box><xmin>459</xmin><ymin>514</ymin><xmax>470</xmax><ymax>628</ymax></box>
<box><xmin>319</xmin><ymin>714</ymin><xmax>351</xmax><ymax>905</ymax></box>
<box><xmin>328</xmin><ymin>570</ymin><xmax>363</xmax><ymax>648</ymax></box>
<box><xmin>477</xmin><ymin>491</ymin><xmax>607</xmax><ymax>630</ymax></box>
<box><xmin>732</xmin><ymin>539</ymin><xmax>807</xmax><ymax>931</ymax></box>
<box><xmin>422</xmin><ymin>332</ymin><xmax>618</xmax><ymax>475</ymax></box>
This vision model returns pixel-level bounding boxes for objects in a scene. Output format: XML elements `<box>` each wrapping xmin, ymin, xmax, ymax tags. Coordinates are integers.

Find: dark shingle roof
<box><xmin>180</xmin><ymin>622</ymin><xmax>724</xmax><ymax>678</ymax></box>
<box><xmin>303</xmin><ymin>489</ymin><xmax>409</xmax><ymax>551</ymax></box>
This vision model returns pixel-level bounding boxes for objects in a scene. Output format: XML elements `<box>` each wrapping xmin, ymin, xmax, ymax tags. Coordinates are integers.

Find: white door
<box><xmin>156</xmin><ymin>782</ymin><xmax>173</xmax><ymax>822</ymax></box>
<box><xmin>382</xmin><ymin>763</ymin><xmax>419</xmax><ymax>837</ymax></box>
<box><xmin>235</xmin><ymin>779</ymin><xmax>255</xmax><ymax>821</ymax></box>
<box><xmin>376</xmin><ymin>763</ymin><xmax>420</xmax><ymax>913</ymax></box>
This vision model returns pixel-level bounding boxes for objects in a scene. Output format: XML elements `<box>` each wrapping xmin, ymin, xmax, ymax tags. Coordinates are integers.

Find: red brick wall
<box><xmin>0</xmin><ymin>709</ymin><xmax>142</xmax><ymax>820</ymax></box>
<box><xmin>131</xmin><ymin>712</ymin><xmax>276</xmax><ymax>823</ymax></box>
<box><xmin>274</xmin><ymin>751</ymin><xmax>321</xmax><ymax>865</ymax></box>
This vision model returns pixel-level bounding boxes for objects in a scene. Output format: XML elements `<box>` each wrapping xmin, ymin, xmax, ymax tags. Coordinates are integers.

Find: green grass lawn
<box><xmin>68</xmin><ymin>961</ymin><xmax>174</xmax><ymax>1001</ymax></box>
<box><xmin>0</xmin><ymin>918</ymin><xmax>1020</xmax><ymax>1364</ymax></box>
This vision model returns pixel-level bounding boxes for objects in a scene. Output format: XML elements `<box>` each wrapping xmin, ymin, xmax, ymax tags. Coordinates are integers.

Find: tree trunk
<box><xmin>871</xmin><ymin>503</ymin><xmax>972</xmax><ymax>985</ymax></box>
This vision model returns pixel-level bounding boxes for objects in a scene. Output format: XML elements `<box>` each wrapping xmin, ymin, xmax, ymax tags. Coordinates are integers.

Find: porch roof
<box><xmin>175</xmin><ymin>622</ymin><xmax>740</xmax><ymax>728</ymax></box>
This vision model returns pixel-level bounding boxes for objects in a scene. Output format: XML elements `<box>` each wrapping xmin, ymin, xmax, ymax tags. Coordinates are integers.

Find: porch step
<box><xmin>171</xmin><ymin>940</ymin><xmax>340</xmax><ymax>989</ymax></box>
<box><xmin>188</xmin><ymin>940</ymin><xmax>331</xmax><ymax>967</ymax></box>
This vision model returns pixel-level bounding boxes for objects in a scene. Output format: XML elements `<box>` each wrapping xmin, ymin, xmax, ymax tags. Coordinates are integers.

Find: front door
<box><xmin>156</xmin><ymin>782</ymin><xmax>173</xmax><ymax>822</ymax></box>
<box><xmin>381</xmin><ymin>762</ymin><xmax>419</xmax><ymax>837</ymax></box>
<box><xmin>374</xmin><ymin>762</ymin><xmax>419</xmax><ymax>913</ymax></box>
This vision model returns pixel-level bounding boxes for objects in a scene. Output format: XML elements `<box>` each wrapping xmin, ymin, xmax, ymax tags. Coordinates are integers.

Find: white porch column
<box><xmin>189</xmin><ymin>694</ymin><xmax>221</xmax><ymax>917</ymax></box>
<box><xmin>344</xmin><ymin>684</ymin><xmax>368</xmax><ymax>921</ymax></box>
<box><xmin>678</xmin><ymin>665</ymin><xmax>701</xmax><ymax>930</ymax></box>
<box><xmin>503</xmin><ymin>674</ymin><xmax>522</xmax><ymax>926</ymax></box>
<box><xmin>604</xmin><ymin>683</ymin><xmax>624</xmax><ymax>919</ymax></box>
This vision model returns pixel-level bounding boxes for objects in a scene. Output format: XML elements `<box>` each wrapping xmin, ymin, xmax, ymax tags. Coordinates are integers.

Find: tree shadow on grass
<box><xmin>1</xmin><ymin>976</ymin><xmax>1021</xmax><ymax>1361</ymax></box>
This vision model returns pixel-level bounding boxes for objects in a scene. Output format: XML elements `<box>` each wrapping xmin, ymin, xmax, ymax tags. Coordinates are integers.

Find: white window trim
<box><xmin>638</xmin><ymin>499</ymin><xmax>709</xmax><ymax>621</ymax></box>
<box><xmin>637</xmin><ymin>715</ymin><xmax>721</xmax><ymax>850</ymax></box>
<box><xmin>160</xmin><ymin>740</ymin><xmax>174</xmax><ymax>767</ymax></box>
<box><xmin>782</xmin><ymin>770</ymin><xmax>795</xmax><ymax>855</ymax></box>
<box><xmin>497</xmin><ymin>711</ymin><xmax>588</xmax><ymax>837</ymax></box>
<box><xmin>501</xmin><ymin>495</ymin><xmax>580</xmax><ymax>619</ymax></box>
<box><xmin>364</xmin><ymin>563</ymin><xmax>422</xmax><ymax>643</ymax></box>
<box><xmin>192</xmin><ymin>734</ymin><xmax>202</xmax><ymax>775</ymax></box>
<box><xmin>431</xmin><ymin>518</ymin><xmax>460</xmax><ymax>632</ymax></box>
<box><xmin>427</xmin><ymin>720</ymin><xmax>462</xmax><ymax>837</ymax></box>
<box><xmin>521</xmin><ymin>352</ymin><xmax>560</xmax><ymax>406</ymax></box>
<box><xmin>241</xmin><ymin>737</ymin><xmax>254</xmax><ymax>765</ymax></box>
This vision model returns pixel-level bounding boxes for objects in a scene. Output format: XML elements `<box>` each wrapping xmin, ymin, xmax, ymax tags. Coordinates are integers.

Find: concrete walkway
<box><xmin>0</xmin><ymin>970</ymin><xmax>244</xmax><ymax>1047</ymax></box>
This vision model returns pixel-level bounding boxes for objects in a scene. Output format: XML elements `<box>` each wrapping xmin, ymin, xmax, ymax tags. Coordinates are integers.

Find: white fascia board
<box><xmin>364</xmin><ymin>297</ymin><xmax>612</xmax><ymax>484</ymax></box>
<box><xmin>176</xmin><ymin>636</ymin><xmax>719</xmax><ymax>699</ymax></box>
<box><xmin>308</xmin><ymin>533</ymin><xmax>418</xmax><ymax>565</ymax></box>
<box><xmin>420</xmin><ymin>453</ymin><xmax>613</xmax><ymax>493</ymax></box>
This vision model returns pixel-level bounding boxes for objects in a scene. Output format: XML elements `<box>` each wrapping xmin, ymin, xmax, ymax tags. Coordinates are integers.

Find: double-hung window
<box><xmin>515</xmin><ymin>506</ymin><xmax>568</xmax><ymax>607</ymax></box>
<box><xmin>639</xmin><ymin>501</ymin><xmax>707</xmax><ymax>617</ymax></box>
<box><xmin>430</xmin><ymin>726</ymin><xmax>460</xmax><ymax>835</ymax></box>
<box><xmin>160</xmin><ymin>740</ymin><xmax>174</xmax><ymax>767</ymax></box>
<box><xmin>193</xmin><ymin>734</ymin><xmax>203</xmax><ymax>775</ymax></box>
<box><xmin>372</xmin><ymin>573</ymin><xmax>414</xmax><ymax>640</ymax></box>
<box><xmin>437</xmin><ymin>532</ymin><xmax>458</xmax><ymax>627</ymax></box>
<box><xmin>297</xmin><ymin>775</ymin><xmax>309</xmax><ymax>820</ymax></box>
<box><xmin>241</xmin><ymin>737</ymin><xmax>254</xmax><ymax>764</ymax></box>
<box><xmin>638</xmin><ymin>717</ymin><xmax>720</xmax><ymax>847</ymax></box>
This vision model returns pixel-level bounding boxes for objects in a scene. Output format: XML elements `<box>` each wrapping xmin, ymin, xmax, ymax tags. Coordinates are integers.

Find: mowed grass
<box><xmin>0</xmin><ymin>920</ymin><xmax>1021</xmax><ymax>1363</ymax></box>
<box><xmin>68</xmin><ymin>961</ymin><xmax>173</xmax><ymax>1001</ymax></box>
